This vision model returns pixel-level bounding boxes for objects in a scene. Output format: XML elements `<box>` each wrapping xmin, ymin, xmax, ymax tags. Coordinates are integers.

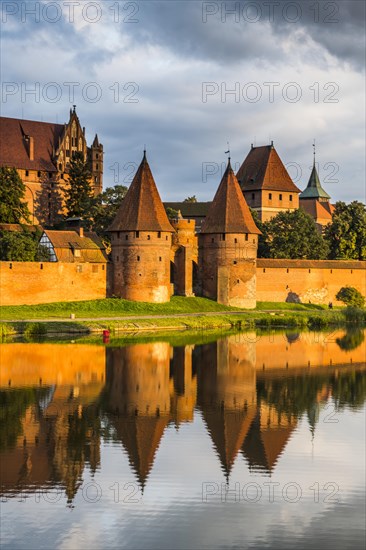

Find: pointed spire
<box><xmin>201</xmin><ymin>159</ymin><xmax>261</xmax><ymax>234</ymax></box>
<box><xmin>300</xmin><ymin>145</ymin><xmax>331</xmax><ymax>200</ymax></box>
<box><xmin>108</xmin><ymin>152</ymin><xmax>174</xmax><ymax>232</ymax></box>
<box><xmin>92</xmin><ymin>133</ymin><xmax>99</xmax><ymax>147</ymax></box>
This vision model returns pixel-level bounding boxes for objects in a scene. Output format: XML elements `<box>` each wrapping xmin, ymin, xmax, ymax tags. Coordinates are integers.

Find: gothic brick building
<box><xmin>0</xmin><ymin>107</ymin><xmax>103</xmax><ymax>226</ymax></box>
<box><xmin>236</xmin><ymin>142</ymin><xmax>301</xmax><ymax>222</ymax></box>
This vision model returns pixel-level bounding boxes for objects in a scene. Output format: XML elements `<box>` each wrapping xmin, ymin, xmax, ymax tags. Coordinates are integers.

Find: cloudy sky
<box><xmin>1</xmin><ymin>0</ymin><xmax>365</xmax><ymax>202</ymax></box>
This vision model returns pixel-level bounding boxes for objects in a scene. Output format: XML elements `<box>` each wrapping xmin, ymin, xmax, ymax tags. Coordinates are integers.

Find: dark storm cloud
<box><xmin>126</xmin><ymin>0</ymin><xmax>365</xmax><ymax>68</ymax></box>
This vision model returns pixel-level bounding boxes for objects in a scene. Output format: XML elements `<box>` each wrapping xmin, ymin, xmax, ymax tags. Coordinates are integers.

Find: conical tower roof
<box><xmin>113</xmin><ymin>415</ymin><xmax>169</xmax><ymax>490</ymax></box>
<box><xmin>300</xmin><ymin>161</ymin><xmax>331</xmax><ymax>200</ymax></box>
<box><xmin>108</xmin><ymin>152</ymin><xmax>174</xmax><ymax>232</ymax></box>
<box><xmin>201</xmin><ymin>159</ymin><xmax>261</xmax><ymax>234</ymax></box>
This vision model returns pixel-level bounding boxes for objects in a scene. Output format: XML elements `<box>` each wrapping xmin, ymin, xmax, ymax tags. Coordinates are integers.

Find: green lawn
<box><xmin>0</xmin><ymin>296</ymin><xmax>332</xmax><ymax>321</ymax></box>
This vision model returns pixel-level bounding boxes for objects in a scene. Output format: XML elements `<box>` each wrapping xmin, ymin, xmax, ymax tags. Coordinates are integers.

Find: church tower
<box><xmin>108</xmin><ymin>151</ymin><xmax>174</xmax><ymax>303</ymax></box>
<box><xmin>199</xmin><ymin>158</ymin><xmax>261</xmax><ymax>309</ymax></box>
<box><xmin>299</xmin><ymin>149</ymin><xmax>334</xmax><ymax>231</ymax></box>
<box><xmin>89</xmin><ymin>134</ymin><xmax>103</xmax><ymax>196</ymax></box>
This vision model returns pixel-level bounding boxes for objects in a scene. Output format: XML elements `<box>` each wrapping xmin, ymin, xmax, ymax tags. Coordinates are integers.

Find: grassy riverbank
<box><xmin>1</xmin><ymin>297</ymin><xmax>364</xmax><ymax>337</ymax></box>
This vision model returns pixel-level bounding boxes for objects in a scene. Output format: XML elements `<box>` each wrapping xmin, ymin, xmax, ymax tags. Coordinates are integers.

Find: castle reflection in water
<box><xmin>1</xmin><ymin>330</ymin><xmax>365</xmax><ymax>503</ymax></box>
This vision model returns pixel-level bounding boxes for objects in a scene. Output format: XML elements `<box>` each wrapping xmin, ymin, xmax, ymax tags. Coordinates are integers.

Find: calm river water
<box><xmin>0</xmin><ymin>329</ymin><xmax>365</xmax><ymax>550</ymax></box>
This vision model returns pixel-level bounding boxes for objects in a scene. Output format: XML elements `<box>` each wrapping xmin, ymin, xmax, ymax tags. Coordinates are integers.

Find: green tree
<box><xmin>0</xmin><ymin>166</ymin><xmax>31</xmax><ymax>223</ymax></box>
<box><xmin>183</xmin><ymin>195</ymin><xmax>197</xmax><ymax>203</ymax></box>
<box><xmin>325</xmin><ymin>201</ymin><xmax>366</xmax><ymax>260</ymax></box>
<box><xmin>165</xmin><ymin>207</ymin><xmax>179</xmax><ymax>219</ymax></box>
<box><xmin>261</xmin><ymin>209</ymin><xmax>329</xmax><ymax>259</ymax></box>
<box><xmin>336</xmin><ymin>286</ymin><xmax>365</xmax><ymax>308</ymax></box>
<box><xmin>64</xmin><ymin>152</ymin><xmax>93</xmax><ymax>223</ymax></box>
<box><xmin>92</xmin><ymin>184</ymin><xmax>127</xmax><ymax>237</ymax></box>
<box><xmin>0</xmin><ymin>228</ymin><xmax>50</xmax><ymax>262</ymax></box>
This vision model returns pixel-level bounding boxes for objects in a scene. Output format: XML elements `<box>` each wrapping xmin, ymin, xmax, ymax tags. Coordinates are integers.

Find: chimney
<box><xmin>25</xmin><ymin>135</ymin><xmax>34</xmax><ymax>160</ymax></box>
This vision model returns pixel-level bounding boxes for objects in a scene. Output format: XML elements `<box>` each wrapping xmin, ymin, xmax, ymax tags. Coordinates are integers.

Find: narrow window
<box><xmin>40</xmin><ymin>264</ymin><xmax>43</xmax><ymax>270</ymax></box>
<box><xmin>245</xmin><ymin>234</ymin><xmax>248</xmax><ymax>241</ymax></box>
<box><xmin>25</xmin><ymin>170</ymin><xmax>29</xmax><ymax>177</ymax></box>
<box><xmin>159</xmin><ymin>257</ymin><xmax>162</xmax><ymax>262</ymax></box>
<box><xmin>289</xmin><ymin>194</ymin><xmax>293</xmax><ymax>202</ymax></box>
<box><xmin>147</xmin><ymin>235</ymin><xmax>151</xmax><ymax>240</ymax></box>
<box><xmin>37</xmin><ymin>171</ymin><xmax>41</xmax><ymax>178</ymax></box>
<box><xmin>136</xmin><ymin>231</ymin><xmax>140</xmax><ymax>238</ymax></box>
<box><xmin>269</xmin><ymin>193</ymin><xmax>272</xmax><ymax>200</ymax></box>
<box><xmin>233</xmin><ymin>261</ymin><xmax>237</xmax><ymax>265</ymax></box>
<box><xmin>158</xmin><ymin>231</ymin><xmax>161</xmax><ymax>238</ymax></box>
<box><xmin>222</xmin><ymin>234</ymin><xmax>226</xmax><ymax>241</ymax></box>
<box><xmin>234</xmin><ymin>238</ymin><xmax>237</xmax><ymax>243</ymax></box>
<box><xmin>308</xmin><ymin>269</ymin><xmax>311</xmax><ymax>273</ymax></box>
<box><xmin>9</xmin><ymin>263</ymin><xmax>12</xmax><ymax>270</ymax></box>
<box><xmin>137</xmin><ymin>256</ymin><xmax>140</xmax><ymax>261</ymax></box>
<box><xmin>279</xmin><ymin>194</ymin><xmax>282</xmax><ymax>201</ymax></box>
<box><xmin>251</xmin><ymin>193</ymin><xmax>255</xmax><ymax>200</ymax></box>
<box><xmin>286</xmin><ymin>268</ymin><xmax>289</xmax><ymax>273</ymax></box>
<box><xmin>263</xmin><ymin>268</ymin><xmax>266</xmax><ymax>273</ymax></box>
<box><xmin>166</xmin><ymin>235</ymin><xmax>168</xmax><ymax>240</ymax></box>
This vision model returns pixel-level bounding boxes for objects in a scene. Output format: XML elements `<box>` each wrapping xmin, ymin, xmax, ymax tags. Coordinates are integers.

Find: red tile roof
<box><xmin>300</xmin><ymin>199</ymin><xmax>333</xmax><ymax>221</ymax></box>
<box><xmin>201</xmin><ymin>160</ymin><xmax>261</xmax><ymax>234</ymax></box>
<box><xmin>44</xmin><ymin>230</ymin><xmax>108</xmax><ymax>263</ymax></box>
<box><xmin>0</xmin><ymin>116</ymin><xmax>64</xmax><ymax>172</ymax></box>
<box><xmin>108</xmin><ymin>153</ymin><xmax>174</xmax><ymax>232</ymax></box>
<box><xmin>237</xmin><ymin>145</ymin><xmax>301</xmax><ymax>193</ymax></box>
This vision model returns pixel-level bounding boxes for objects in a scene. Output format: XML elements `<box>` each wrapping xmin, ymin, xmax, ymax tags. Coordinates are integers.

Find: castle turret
<box><xmin>108</xmin><ymin>151</ymin><xmax>174</xmax><ymax>302</ymax></box>
<box><xmin>199</xmin><ymin>158</ymin><xmax>261</xmax><ymax>309</ymax></box>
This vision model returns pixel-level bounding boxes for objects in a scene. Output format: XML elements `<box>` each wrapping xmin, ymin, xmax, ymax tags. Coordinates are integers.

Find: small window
<box><xmin>263</xmin><ymin>268</ymin><xmax>266</xmax><ymax>273</ymax></box>
<box><xmin>25</xmin><ymin>170</ymin><xmax>29</xmax><ymax>177</ymax></box>
<box><xmin>279</xmin><ymin>194</ymin><xmax>282</xmax><ymax>201</ymax></box>
<box><xmin>9</xmin><ymin>263</ymin><xmax>12</xmax><ymax>270</ymax></box>
<box><xmin>96</xmin><ymin>154</ymin><xmax>99</xmax><ymax>159</ymax></box>
<box><xmin>74</xmin><ymin>249</ymin><xmax>81</xmax><ymax>258</ymax></box>
<box><xmin>125</xmin><ymin>235</ymin><xmax>128</xmax><ymax>240</ymax></box>
<box><xmin>159</xmin><ymin>257</ymin><xmax>162</xmax><ymax>262</ymax></box>
<box><xmin>92</xmin><ymin>265</ymin><xmax>98</xmax><ymax>273</ymax></box>
<box><xmin>166</xmin><ymin>236</ymin><xmax>168</xmax><ymax>240</ymax></box>
<box><xmin>233</xmin><ymin>261</ymin><xmax>237</xmax><ymax>265</ymax></box>
<box><xmin>330</xmin><ymin>269</ymin><xmax>332</xmax><ymax>274</ymax></box>
<box><xmin>137</xmin><ymin>256</ymin><xmax>140</xmax><ymax>261</ymax></box>
<box><xmin>211</xmin><ymin>238</ymin><xmax>214</xmax><ymax>243</ymax></box>
<box><xmin>289</xmin><ymin>194</ymin><xmax>293</xmax><ymax>202</ymax></box>
<box><xmin>269</xmin><ymin>193</ymin><xmax>272</xmax><ymax>200</ymax></box>
<box><xmin>37</xmin><ymin>171</ymin><xmax>41</xmax><ymax>178</ymax></box>
<box><xmin>147</xmin><ymin>235</ymin><xmax>151</xmax><ymax>240</ymax></box>
<box><xmin>308</xmin><ymin>269</ymin><xmax>311</xmax><ymax>273</ymax></box>
<box><xmin>286</xmin><ymin>268</ymin><xmax>289</xmax><ymax>273</ymax></box>
<box><xmin>158</xmin><ymin>232</ymin><xmax>161</xmax><ymax>238</ymax></box>
<box><xmin>96</xmin><ymin>164</ymin><xmax>99</xmax><ymax>170</ymax></box>
<box><xmin>234</xmin><ymin>238</ymin><xmax>237</xmax><ymax>243</ymax></box>
<box><xmin>40</xmin><ymin>264</ymin><xmax>43</xmax><ymax>270</ymax></box>
<box><xmin>102</xmin><ymin>265</ymin><xmax>105</xmax><ymax>271</ymax></box>
<box><xmin>222</xmin><ymin>234</ymin><xmax>226</xmax><ymax>241</ymax></box>
<box><xmin>251</xmin><ymin>193</ymin><xmax>255</xmax><ymax>200</ymax></box>
<box><xmin>136</xmin><ymin>231</ymin><xmax>140</xmax><ymax>238</ymax></box>
<box><xmin>245</xmin><ymin>234</ymin><xmax>248</xmax><ymax>241</ymax></box>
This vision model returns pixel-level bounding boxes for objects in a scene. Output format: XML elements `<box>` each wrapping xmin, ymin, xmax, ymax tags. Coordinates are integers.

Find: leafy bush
<box><xmin>336</xmin><ymin>286</ymin><xmax>365</xmax><ymax>308</ymax></box>
<box><xmin>342</xmin><ymin>307</ymin><xmax>366</xmax><ymax>325</ymax></box>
